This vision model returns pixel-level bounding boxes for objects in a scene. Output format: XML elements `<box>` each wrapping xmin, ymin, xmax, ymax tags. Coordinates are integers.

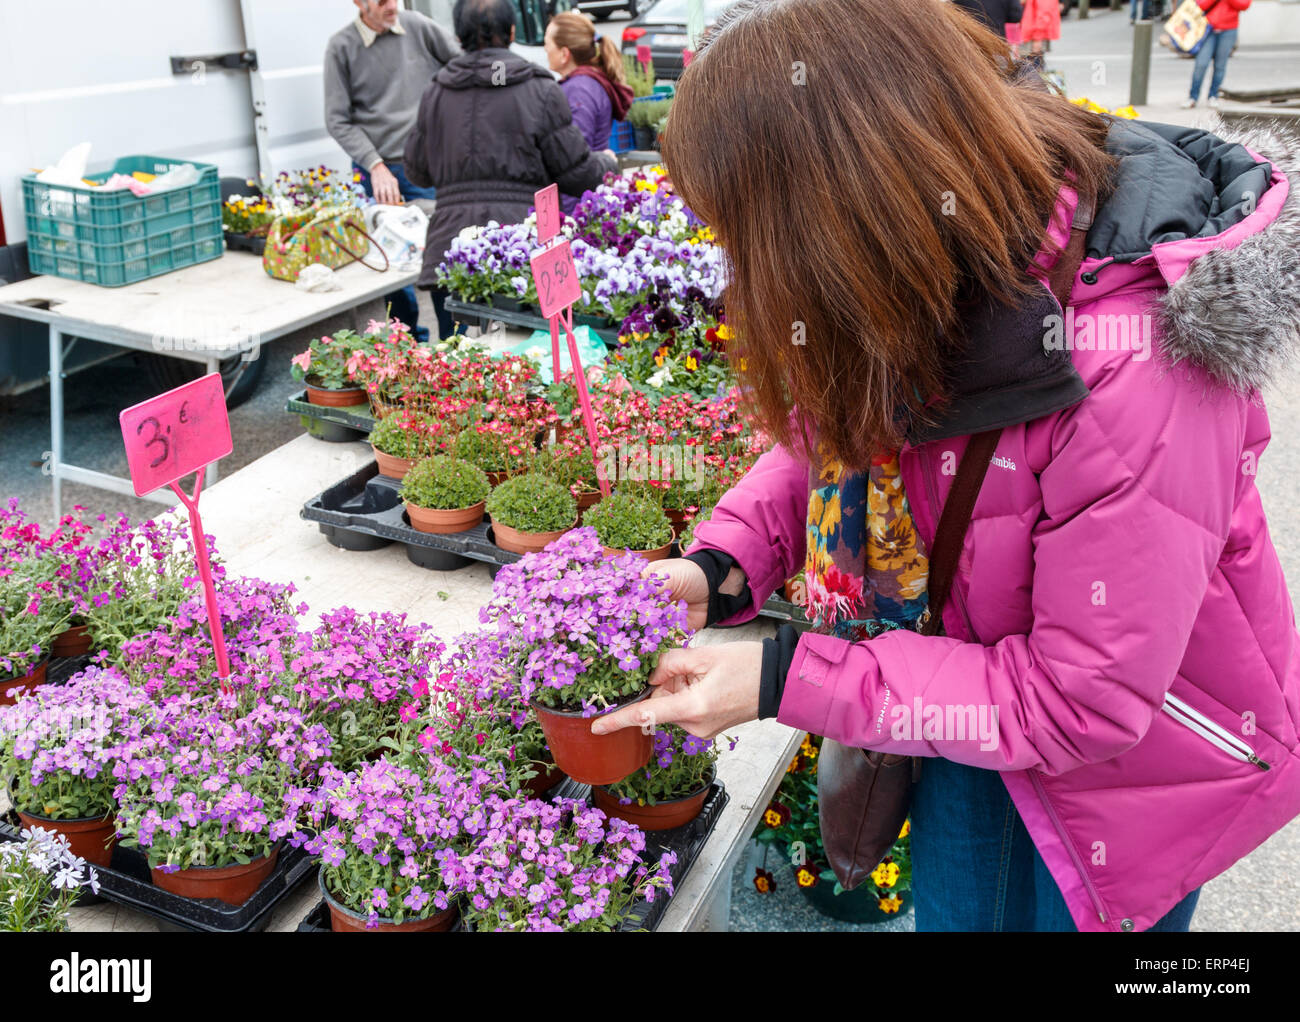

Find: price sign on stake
<box><xmin>528</xmin><ymin>240</ymin><xmax>611</xmax><ymax>498</ymax></box>
<box><xmin>534</xmin><ymin>183</ymin><xmax>561</xmax><ymax>245</ymax></box>
<box><xmin>119</xmin><ymin>373</ymin><xmax>234</xmax><ymax>694</ymax></box>
<box><xmin>637</xmin><ymin>44</ymin><xmax>652</xmax><ymax>66</ymax></box>
<box><xmin>529</xmin><ymin>239</ymin><xmax>582</xmax><ymax>319</ymax></box>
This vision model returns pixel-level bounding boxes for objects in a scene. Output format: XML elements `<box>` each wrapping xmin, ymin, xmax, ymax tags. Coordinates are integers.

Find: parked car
<box><xmin>578</xmin><ymin>0</ymin><xmax>645</xmax><ymax>20</ymax></box>
<box><xmin>620</xmin><ymin>0</ymin><xmax>737</xmax><ymax>79</ymax></box>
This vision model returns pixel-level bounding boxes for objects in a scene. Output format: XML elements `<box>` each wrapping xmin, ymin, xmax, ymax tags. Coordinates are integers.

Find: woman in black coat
<box><xmin>404</xmin><ymin>0</ymin><xmax>618</xmax><ymax>337</ymax></box>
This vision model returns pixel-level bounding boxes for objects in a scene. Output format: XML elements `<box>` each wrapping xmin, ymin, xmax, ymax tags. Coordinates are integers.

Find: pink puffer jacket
<box><xmin>692</xmin><ymin>119</ymin><xmax>1300</xmax><ymax>931</ymax></box>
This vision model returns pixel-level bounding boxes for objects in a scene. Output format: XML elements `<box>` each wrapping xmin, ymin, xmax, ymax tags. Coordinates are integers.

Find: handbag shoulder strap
<box><xmin>919</xmin><ymin>199</ymin><xmax>1091</xmax><ymax>638</ymax></box>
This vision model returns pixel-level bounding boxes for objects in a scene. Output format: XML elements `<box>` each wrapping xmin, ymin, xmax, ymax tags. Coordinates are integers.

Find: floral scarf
<box><xmin>803</xmin><ymin>447</ymin><xmax>929</xmax><ymax>642</ymax></box>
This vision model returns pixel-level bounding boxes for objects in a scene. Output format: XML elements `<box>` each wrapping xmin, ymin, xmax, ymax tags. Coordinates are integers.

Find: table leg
<box><xmin>48</xmin><ymin>324</ymin><xmax>64</xmax><ymax>519</ymax></box>
<box><xmin>204</xmin><ymin>357</ymin><xmax>221</xmax><ymax>488</ymax></box>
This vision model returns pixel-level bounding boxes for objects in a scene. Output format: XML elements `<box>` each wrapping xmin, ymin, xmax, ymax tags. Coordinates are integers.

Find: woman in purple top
<box><xmin>545</xmin><ymin>11</ymin><xmax>632</xmax><ymax>211</ymax></box>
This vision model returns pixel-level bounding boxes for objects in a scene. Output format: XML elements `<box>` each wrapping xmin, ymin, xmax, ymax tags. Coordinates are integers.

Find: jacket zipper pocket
<box><xmin>1162</xmin><ymin>692</ymin><xmax>1270</xmax><ymax>771</ymax></box>
<box><xmin>1029</xmin><ymin>770</ymin><xmax>1109</xmax><ymax>924</ymax></box>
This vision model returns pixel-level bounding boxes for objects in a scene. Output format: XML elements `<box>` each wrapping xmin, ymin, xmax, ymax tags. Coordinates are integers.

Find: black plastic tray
<box><xmin>0</xmin><ymin>809</ymin><xmax>314</xmax><ymax>932</ymax></box>
<box><xmin>443</xmin><ymin>298</ymin><xmax>621</xmax><ymax>346</ymax></box>
<box><xmin>224</xmin><ymin>231</ymin><xmax>267</xmax><ymax>256</ymax></box>
<box><xmin>295</xmin><ymin>779</ymin><xmax>727</xmax><ymax>932</ymax></box>
<box><xmin>286</xmin><ymin>389</ymin><xmax>374</xmax><ymax>443</ymax></box>
<box><xmin>301</xmin><ymin>462</ymin><xmax>812</xmax><ymax>628</ymax></box>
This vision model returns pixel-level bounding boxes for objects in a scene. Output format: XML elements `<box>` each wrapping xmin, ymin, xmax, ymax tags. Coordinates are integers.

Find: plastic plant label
<box><xmin>530</xmin><ymin>240</ymin><xmax>582</xmax><ymax>319</ymax></box>
<box><xmin>119</xmin><ymin>373</ymin><xmax>232</xmax><ymax>496</ymax></box>
<box><xmin>534</xmin><ymin>183</ymin><xmax>561</xmax><ymax>245</ymax></box>
<box><xmin>637</xmin><ymin>44</ymin><xmax>652</xmax><ymax>66</ymax></box>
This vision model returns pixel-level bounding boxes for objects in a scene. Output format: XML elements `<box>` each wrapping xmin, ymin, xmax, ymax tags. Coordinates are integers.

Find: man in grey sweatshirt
<box><xmin>324</xmin><ymin>0</ymin><xmax>459</xmax><ymax>339</ymax></box>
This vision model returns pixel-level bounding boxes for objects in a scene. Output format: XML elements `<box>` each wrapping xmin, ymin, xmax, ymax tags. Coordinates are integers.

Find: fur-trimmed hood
<box><xmin>1094</xmin><ymin>118</ymin><xmax>1300</xmax><ymax>395</ymax></box>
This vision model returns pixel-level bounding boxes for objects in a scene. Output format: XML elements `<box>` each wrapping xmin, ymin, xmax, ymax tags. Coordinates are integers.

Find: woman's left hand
<box><xmin>590</xmin><ymin>642</ymin><xmax>764</xmax><ymax>739</ymax></box>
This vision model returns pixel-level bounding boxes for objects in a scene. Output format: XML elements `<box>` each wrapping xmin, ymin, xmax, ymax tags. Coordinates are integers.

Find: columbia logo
<box><xmin>990</xmin><ymin>454</ymin><xmax>1017</xmax><ymax>471</ymax></box>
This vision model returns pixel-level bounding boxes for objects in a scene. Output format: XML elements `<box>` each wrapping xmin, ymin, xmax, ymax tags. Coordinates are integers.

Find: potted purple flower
<box><xmin>593</xmin><ymin>726</ymin><xmax>731</xmax><ymax>831</ymax></box>
<box><xmin>0</xmin><ymin>665</ymin><xmax>154</xmax><ymax>867</ymax></box>
<box><xmin>112</xmin><ymin>698</ymin><xmax>330</xmax><ymax>906</ymax></box>
<box><xmin>294</xmin><ymin>756</ymin><xmax>494</xmax><ymax>932</ymax></box>
<box><xmin>439</xmin><ymin>795</ymin><xmax>677</xmax><ymax>931</ymax></box>
<box><xmin>477</xmin><ymin>526</ymin><xmax>689</xmax><ymax>785</ymax></box>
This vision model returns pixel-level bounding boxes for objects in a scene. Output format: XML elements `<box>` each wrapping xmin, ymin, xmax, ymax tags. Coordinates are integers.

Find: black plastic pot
<box><xmin>224</xmin><ymin>232</ymin><xmax>267</xmax><ymax>256</ymax></box>
<box><xmin>633</xmin><ymin>126</ymin><xmax>655</xmax><ymax>150</ymax></box>
<box><xmin>286</xmin><ymin>389</ymin><xmax>374</xmax><ymax>443</ymax></box>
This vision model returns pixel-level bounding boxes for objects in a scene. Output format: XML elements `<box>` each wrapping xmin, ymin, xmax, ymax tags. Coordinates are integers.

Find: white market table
<box><xmin>0</xmin><ymin>251</ymin><xmax>416</xmax><ymax>518</ymax></box>
<box><xmin>63</xmin><ymin>432</ymin><xmax>800</xmax><ymax>932</ymax></box>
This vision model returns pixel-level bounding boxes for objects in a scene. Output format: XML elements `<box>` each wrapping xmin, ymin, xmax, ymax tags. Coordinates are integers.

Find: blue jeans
<box><xmin>1190</xmin><ymin>28</ymin><xmax>1238</xmax><ymax>101</ymax></box>
<box><xmin>910</xmin><ymin>755</ymin><xmax>1201</xmax><ymax>931</ymax></box>
<box><xmin>1130</xmin><ymin>0</ymin><xmax>1151</xmax><ymax>20</ymax></box>
<box><xmin>353</xmin><ymin>161</ymin><xmax>436</xmax><ymax>343</ymax></box>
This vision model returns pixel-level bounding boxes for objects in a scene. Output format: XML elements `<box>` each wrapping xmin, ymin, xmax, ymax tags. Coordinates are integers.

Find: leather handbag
<box><xmin>817</xmin><ymin>205</ymin><xmax>1092</xmax><ymax>891</ymax></box>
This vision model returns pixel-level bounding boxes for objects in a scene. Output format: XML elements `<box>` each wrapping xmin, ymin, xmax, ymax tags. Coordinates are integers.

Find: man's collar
<box><xmin>354</xmin><ymin>14</ymin><xmax>406</xmax><ymax>47</ymax></box>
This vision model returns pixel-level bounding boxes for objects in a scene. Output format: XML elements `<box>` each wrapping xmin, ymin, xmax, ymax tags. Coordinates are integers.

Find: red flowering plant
<box><xmin>289</xmin><ymin>328</ymin><xmax>381</xmax><ymax>392</ymax></box>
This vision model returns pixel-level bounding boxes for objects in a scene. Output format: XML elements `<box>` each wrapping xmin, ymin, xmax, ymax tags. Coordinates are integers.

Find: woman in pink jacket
<box><xmin>595</xmin><ymin>0</ymin><xmax>1300</xmax><ymax>932</ymax></box>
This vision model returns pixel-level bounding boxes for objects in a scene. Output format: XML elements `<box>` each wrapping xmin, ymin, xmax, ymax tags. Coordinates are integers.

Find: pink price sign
<box><xmin>534</xmin><ymin>183</ymin><xmax>561</xmax><ymax>244</ymax></box>
<box><xmin>682</xmin><ymin>48</ymin><xmax>695</xmax><ymax>68</ymax></box>
<box><xmin>119</xmin><ymin>373</ymin><xmax>232</xmax><ymax>497</ymax></box>
<box><xmin>529</xmin><ymin>239</ymin><xmax>582</xmax><ymax>319</ymax></box>
<box><xmin>636</xmin><ymin>44</ymin><xmax>652</xmax><ymax>66</ymax></box>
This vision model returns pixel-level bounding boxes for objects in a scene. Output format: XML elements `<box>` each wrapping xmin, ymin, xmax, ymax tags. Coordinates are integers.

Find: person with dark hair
<box><xmin>403</xmin><ymin>0</ymin><xmax>617</xmax><ymax>338</ymax></box>
<box><xmin>951</xmin><ymin>0</ymin><xmax>1024</xmax><ymax>39</ymax></box>
<box><xmin>593</xmin><ymin>0</ymin><xmax>1300</xmax><ymax>933</ymax></box>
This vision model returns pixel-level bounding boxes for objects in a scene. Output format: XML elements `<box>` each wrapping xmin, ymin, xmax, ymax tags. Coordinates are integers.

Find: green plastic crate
<box><xmin>21</xmin><ymin>155</ymin><xmax>223</xmax><ymax>287</ymax></box>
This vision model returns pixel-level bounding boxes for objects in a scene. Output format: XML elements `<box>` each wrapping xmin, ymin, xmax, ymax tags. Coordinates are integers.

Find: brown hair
<box><xmin>661</xmin><ymin>0</ymin><xmax>1116</xmax><ymax>468</ymax></box>
<box><xmin>549</xmin><ymin>11</ymin><xmax>627</xmax><ymax>86</ymax></box>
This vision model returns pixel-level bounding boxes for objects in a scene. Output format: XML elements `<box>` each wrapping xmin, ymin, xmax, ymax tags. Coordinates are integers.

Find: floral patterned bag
<box><xmin>261</xmin><ymin>203</ymin><xmax>388</xmax><ymax>282</ymax></box>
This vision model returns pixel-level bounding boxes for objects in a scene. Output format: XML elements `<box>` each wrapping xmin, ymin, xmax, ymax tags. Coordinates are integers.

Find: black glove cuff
<box><xmin>683</xmin><ymin>549</ymin><xmax>750</xmax><ymax>627</ymax></box>
<box><xmin>758</xmin><ymin>624</ymin><xmax>800</xmax><ymax>719</ymax></box>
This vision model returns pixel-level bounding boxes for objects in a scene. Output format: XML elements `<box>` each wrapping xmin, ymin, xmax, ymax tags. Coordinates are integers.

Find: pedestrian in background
<box><xmin>403</xmin><ymin>0</ymin><xmax>617</xmax><ymax>338</ymax></box>
<box><xmin>1018</xmin><ymin>0</ymin><xmax>1059</xmax><ymax>67</ymax></box>
<box><xmin>545</xmin><ymin>11</ymin><xmax>633</xmax><ymax>211</ymax></box>
<box><xmin>1182</xmin><ymin>0</ymin><xmax>1251</xmax><ymax>108</ymax></box>
<box><xmin>324</xmin><ymin>0</ymin><xmax>459</xmax><ymax>341</ymax></box>
<box><xmin>952</xmin><ymin>0</ymin><xmax>1025</xmax><ymax>41</ymax></box>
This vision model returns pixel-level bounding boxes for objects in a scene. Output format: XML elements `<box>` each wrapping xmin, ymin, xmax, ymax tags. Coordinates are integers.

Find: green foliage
<box><xmin>399</xmin><ymin>456</ymin><xmax>490</xmax><ymax>511</ymax></box>
<box><xmin>606</xmin><ymin>726</ymin><xmax>721</xmax><ymax>805</ymax></box>
<box><xmin>585</xmin><ymin>493</ymin><xmax>672</xmax><ymax>551</ymax></box>
<box><xmin>370</xmin><ymin>412</ymin><xmax>437</xmax><ymax>459</ymax></box>
<box><xmin>485</xmin><ymin>474</ymin><xmax>577</xmax><ymax>534</ymax></box>
<box><xmin>290</xmin><ymin>328</ymin><xmax>376</xmax><ymax>390</ymax></box>
<box><xmin>627</xmin><ymin>98</ymin><xmax>672</xmax><ymax>129</ymax></box>
<box><xmin>623</xmin><ymin>53</ymin><xmax>656</xmax><ymax>97</ymax></box>
<box><xmin>454</xmin><ymin>424</ymin><xmax>529</xmax><ymax>475</ymax></box>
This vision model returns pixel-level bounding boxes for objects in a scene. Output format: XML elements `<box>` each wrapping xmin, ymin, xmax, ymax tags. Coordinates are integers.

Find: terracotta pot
<box><xmin>602</xmin><ymin>542</ymin><xmax>673</xmax><ymax>562</ymax></box>
<box><xmin>373</xmin><ymin>447</ymin><xmax>418</xmax><ymax>480</ymax></box>
<box><xmin>529</xmin><ymin>689</ymin><xmax>654</xmax><ymax>786</ymax></box>
<box><xmin>306</xmin><ymin>383</ymin><xmax>368</xmax><ymax>408</ymax></box>
<box><xmin>575</xmin><ymin>490</ymin><xmax>601</xmax><ymax>520</ymax></box>
<box><xmin>492</xmin><ymin>521</ymin><xmax>575</xmax><ymax>555</ymax></box>
<box><xmin>665</xmin><ymin>508</ymin><xmax>689</xmax><ymax>538</ymax></box>
<box><xmin>0</xmin><ymin>659</ymin><xmax>48</xmax><ymax>706</ymax></box>
<box><xmin>520</xmin><ymin>759</ymin><xmax>565</xmax><ymax>798</ymax></box>
<box><xmin>405</xmin><ymin>500</ymin><xmax>485</xmax><ymax>535</ymax></box>
<box><xmin>320</xmin><ymin>871</ymin><xmax>458</xmax><ymax>932</ymax></box>
<box><xmin>151</xmin><ymin>844</ymin><xmax>281</xmax><ymax>906</ymax></box>
<box><xmin>51</xmin><ymin>623</ymin><xmax>93</xmax><ymax>658</ymax></box>
<box><xmin>15</xmin><ymin>809</ymin><xmax>117</xmax><ymax>868</ymax></box>
<box><xmin>591</xmin><ymin>774</ymin><xmax>712</xmax><ymax>831</ymax></box>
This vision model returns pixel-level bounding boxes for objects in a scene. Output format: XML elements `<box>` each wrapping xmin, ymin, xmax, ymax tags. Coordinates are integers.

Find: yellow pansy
<box><xmin>879</xmin><ymin>894</ymin><xmax>904</xmax><ymax>913</ymax></box>
<box><xmin>715</xmin><ymin>323</ymin><xmax>733</xmax><ymax>341</ymax></box>
<box><xmin>871</xmin><ymin>862</ymin><xmax>901</xmax><ymax>888</ymax></box>
<box><xmin>899</xmin><ymin>820</ymin><xmax>910</xmax><ymax>839</ymax></box>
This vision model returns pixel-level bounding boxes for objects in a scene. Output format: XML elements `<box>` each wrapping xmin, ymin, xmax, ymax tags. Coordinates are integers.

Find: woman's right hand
<box><xmin>645</xmin><ymin>558</ymin><xmax>710</xmax><ymax>631</ymax></box>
